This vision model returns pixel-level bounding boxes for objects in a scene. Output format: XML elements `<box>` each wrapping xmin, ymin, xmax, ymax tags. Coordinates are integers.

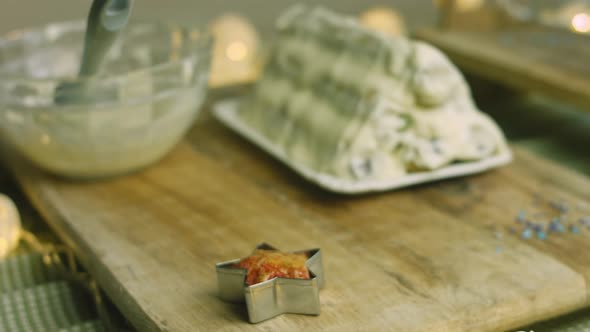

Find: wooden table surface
<box><xmin>415</xmin><ymin>26</ymin><xmax>590</xmax><ymax>111</ymax></box>
<box><xmin>8</xmin><ymin>108</ymin><xmax>590</xmax><ymax>332</ymax></box>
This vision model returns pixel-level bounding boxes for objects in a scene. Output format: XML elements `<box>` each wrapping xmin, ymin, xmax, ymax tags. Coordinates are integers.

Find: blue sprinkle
<box><xmin>548</xmin><ymin>221</ymin><xmax>565</xmax><ymax>233</ymax></box>
<box><xmin>570</xmin><ymin>225</ymin><xmax>581</xmax><ymax>234</ymax></box>
<box><xmin>536</xmin><ymin>230</ymin><xmax>547</xmax><ymax>240</ymax></box>
<box><xmin>495</xmin><ymin>246</ymin><xmax>503</xmax><ymax>253</ymax></box>
<box><xmin>521</xmin><ymin>228</ymin><xmax>533</xmax><ymax>240</ymax></box>
<box><xmin>533</xmin><ymin>224</ymin><xmax>543</xmax><ymax>232</ymax></box>
<box><xmin>494</xmin><ymin>231</ymin><xmax>503</xmax><ymax>240</ymax></box>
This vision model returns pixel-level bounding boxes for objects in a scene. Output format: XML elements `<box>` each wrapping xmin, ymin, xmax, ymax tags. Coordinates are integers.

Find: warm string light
<box><xmin>0</xmin><ymin>194</ymin><xmax>21</xmax><ymax>259</ymax></box>
<box><xmin>433</xmin><ymin>0</ymin><xmax>485</xmax><ymax>13</ymax></box>
<box><xmin>359</xmin><ymin>7</ymin><xmax>407</xmax><ymax>36</ymax></box>
<box><xmin>539</xmin><ymin>2</ymin><xmax>590</xmax><ymax>34</ymax></box>
<box><xmin>209</xmin><ymin>14</ymin><xmax>261</xmax><ymax>87</ymax></box>
<box><xmin>226</xmin><ymin>41</ymin><xmax>249</xmax><ymax>62</ymax></box>
<box><xmin>572</xmin><ymin>12</ymin><xmax>590</xmax><ymax>33</ymax></box>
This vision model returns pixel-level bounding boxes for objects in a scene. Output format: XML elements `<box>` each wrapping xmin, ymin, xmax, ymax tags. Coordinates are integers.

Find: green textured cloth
<box><xmin>0</xmin><ymin>253</ymin><xmax>59</xmax><ymax>293</ymax></box>
<box><xmin>0</xmin><ymin>251</ymin><xmax>104</xmax><ymax>332</ymax></box>
<box><xmin>0</xmin><ymin>281</ymin><xmax>93</xmax><ymax>332</ymax></box>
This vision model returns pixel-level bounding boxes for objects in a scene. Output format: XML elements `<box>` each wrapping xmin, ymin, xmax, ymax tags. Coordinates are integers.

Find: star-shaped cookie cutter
<box><xmin>216</xmin><ymin>243</ymin><xmax>324</xmax><ymax>323</ymax></box>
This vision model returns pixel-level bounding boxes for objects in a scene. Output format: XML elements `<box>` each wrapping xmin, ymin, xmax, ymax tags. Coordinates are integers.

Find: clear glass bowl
<box><xmin>0</xmin><ymin>20</ymin><xmax>212</xmax><ymax>178</ymax></box>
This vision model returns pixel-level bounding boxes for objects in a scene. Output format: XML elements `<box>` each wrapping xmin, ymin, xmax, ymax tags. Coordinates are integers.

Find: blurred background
<box><xmin>1</xmin><ymin>1</ymin><xmax>590</xmax><ymax>331</ymax></box>
<box><xmin>0</xmin><ymin>0</ymin><xmax>438</xmax><ymax>34</ymax></box>
<box><xmin>2</xmin><ymin>0</ymin><xmax>590</xmax><ymax>89</ymax></box>
<box><xmin>1</xmin><ymin>0</ymin><xmax>588</xmax><ymax>35</ymax></box>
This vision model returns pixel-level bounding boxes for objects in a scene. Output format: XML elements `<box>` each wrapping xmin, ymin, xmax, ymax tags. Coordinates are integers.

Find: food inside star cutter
<box><xmin>233</xmin><ymin>249</ymin><xmax>311</xmax><ymax>285</ymax></box>
<box><xmin>216</xmin><ymin>244</ymin><xmax>324</xmax><ymax>323</ymax></box>
<box><xmin>238</xmin><ymin>5</ymin><xmax>510</xmax><ymax>182</ymax></box>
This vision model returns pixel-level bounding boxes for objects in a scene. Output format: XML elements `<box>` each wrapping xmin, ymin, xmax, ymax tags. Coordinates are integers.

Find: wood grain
<box><xmin>415</xmin><ymin>27</ymin><xmax>590</xmax><ymax>111</ymax></box>
<box><xmin>11</xmin><ymin>111</ymin><xmax>590</xmax><ymax>332</ymax></box>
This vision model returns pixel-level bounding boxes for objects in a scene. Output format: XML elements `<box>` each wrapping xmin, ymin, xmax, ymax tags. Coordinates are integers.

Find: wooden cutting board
<box><xmin>10</xmin><ymin>110</ymin><xmax>590</xmax><ymax>332</ymax></box>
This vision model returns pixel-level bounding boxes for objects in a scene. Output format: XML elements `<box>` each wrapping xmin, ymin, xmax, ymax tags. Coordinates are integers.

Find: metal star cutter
<box><xmin>216</xmin><ymin>243</ymin><xmax>325</xmax><ymax>323</ymax></box>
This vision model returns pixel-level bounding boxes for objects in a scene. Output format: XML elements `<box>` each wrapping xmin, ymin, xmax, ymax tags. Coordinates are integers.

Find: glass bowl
<box><xmin>0</xmin><ymin>20</ymin><xmax>212</xmax><ymax>178</ymax></box>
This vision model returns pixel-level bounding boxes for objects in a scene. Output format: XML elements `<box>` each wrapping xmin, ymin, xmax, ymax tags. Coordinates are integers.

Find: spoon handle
<box><xmin>79</xmin><ymin>0</ymin><xmax>132</xmax><ymax>76</ymax></box>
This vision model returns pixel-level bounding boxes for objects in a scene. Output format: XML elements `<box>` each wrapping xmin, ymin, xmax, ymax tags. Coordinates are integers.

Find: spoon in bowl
<box><xmin>55</xmin><ymin>0</ymin><xmax>133</xmax><ymax>104</ymax></box>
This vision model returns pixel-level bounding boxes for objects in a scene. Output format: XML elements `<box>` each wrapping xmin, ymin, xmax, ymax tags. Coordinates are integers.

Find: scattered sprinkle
<box><xmin>557</xmin><ymin>224</ymin><xmax>565</xmax><ymax>233</ymax></box>
<box><xmin>500</xmin><ymin>198</ymin><xmax>588</xmax><ymax>245</ymax></box>
<box><xmin>495</xmin><ymin>246</ymin><xmax>503</xmax><ymax>253</ymax></box>
<box><xmin>549</xmin><ymin>220</ymin><xmax>565</xmax><ymax>233</ymax></box>
<box><xmin>521</xmin><ymin>228</ymin><xmax>533</xmax><ymax>240</ymax></box>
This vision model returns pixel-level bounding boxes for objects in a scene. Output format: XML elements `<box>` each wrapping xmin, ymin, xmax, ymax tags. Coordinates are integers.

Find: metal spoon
<box><xmin>55</xmin><ymin>0</ymin><xmax>133</xmax><ymax>104</ymax></box>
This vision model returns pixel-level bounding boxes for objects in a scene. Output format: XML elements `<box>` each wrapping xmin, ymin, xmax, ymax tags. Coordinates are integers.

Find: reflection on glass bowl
<box><xmin>0</xmin><ymin>21</ymin><xmax>212</xmax><ymax>178</ymax></box>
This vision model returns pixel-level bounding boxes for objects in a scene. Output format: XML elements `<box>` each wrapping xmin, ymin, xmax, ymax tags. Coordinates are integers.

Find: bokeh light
<box><xmin>226</xmin><ymin>41</ymin><xmax>249</xmax><ymax>62</ymax></box>
<box><xmin>359</xmin><ymin>7</ymin><xmax>406</xmax><ymax>36</ymax></box>
<box><xmin>571</xmin><ymin>12</ymin><xmax>590</xmax><ymax>33</ymax></box>
<box><xmin>540</xmin><ymin>2</ymin><xmax>590</xmax><ymax>31</ymax></box>
<box><xmin>209</xmin><ymin>14</ymin><xmax>261</xmax><ymax>87</ymax></box>
<box><xmin>433</xmin><ymin>0</ymin><xmax>485</xmax><ymax>13</ymax></box>
<box><xmin>0</xmin><ymin>194</ymin><xmax>21</xmax><ymax>260</ymax></box>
